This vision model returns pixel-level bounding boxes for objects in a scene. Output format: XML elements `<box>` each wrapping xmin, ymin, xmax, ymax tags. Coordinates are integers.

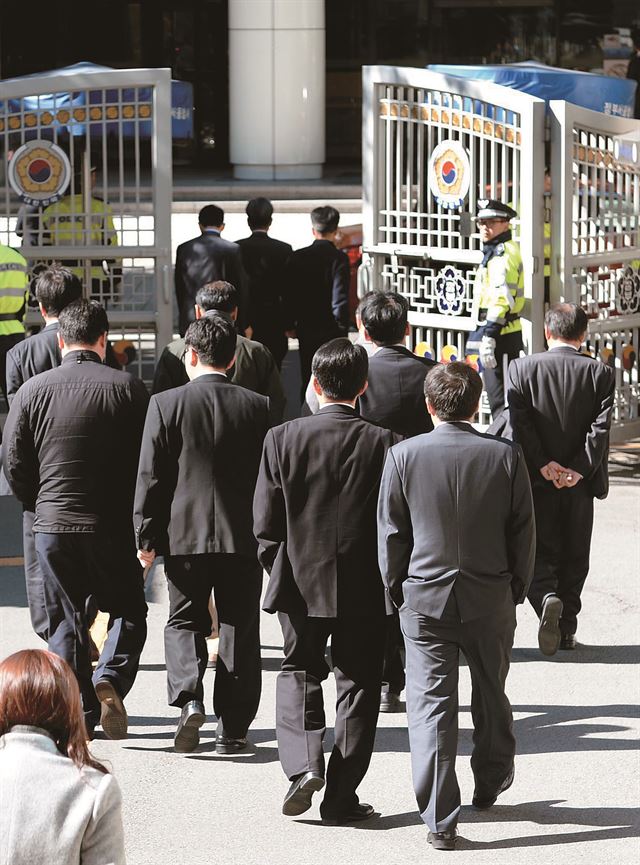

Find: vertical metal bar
<box><xmin>153</xmin><ymin>69</ymin><xmax>173</xmax><ymax>354</ymax></box>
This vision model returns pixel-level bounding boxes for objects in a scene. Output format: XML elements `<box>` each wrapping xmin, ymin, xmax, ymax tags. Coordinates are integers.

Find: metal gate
<box><xmin>550</xmin><ymin>101</ymin><xmax>640</xmax><ymax>442</ymax></box>
<box><xmin>362</xmin><ymin>65</ymin><xmax>546</xmax><ymax>390</ymax></box>
<box><xmin>0</xmin><ymin>67</ymin><xmax>173</xmax><ymax>384</ymax></box>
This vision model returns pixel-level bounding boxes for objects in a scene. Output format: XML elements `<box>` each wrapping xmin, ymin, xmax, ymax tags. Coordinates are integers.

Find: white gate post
<box><xmin>229</xmin><ymin>0</ymin><xmax>325</xmax><ymax>180</ymax></box>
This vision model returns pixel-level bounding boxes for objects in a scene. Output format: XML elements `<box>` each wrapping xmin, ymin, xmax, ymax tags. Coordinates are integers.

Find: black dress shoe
<box><xmin>94</xmin><ymin>679</ymin><xmax>128</xmax><ymax>740</ymax></box>
<box><xmin>472</xmin><ymin>764</ymin><xmax>515</xmax><ymax>809</ymax></box>
<box><xmin>538</xmin><ymin>594</ymin><xmax>563</xmax><ymax>656</ymax></box>
<box><xmin>322</xmin><ymin>802</ymin><xmax>375</xmax><ymax>825</ymax></box>
<box><xmin>215</xmin><ymin>732</ymin><xmax>248</xmax><ymax>754</ymax></box>
<box><xmin>428</xmin><ymin>829</ymin><xmax>457</xmax><ymax>851</ymax></box>
<box><xmin>174</xmin><ymin>700</ymin><xmax>206</xmax><ymax>753</ymax></box>
<box><xmin>560</xmin><ymin>633</ymin><xmax>577</xmax><ymax>650</ymax></box>
<box><xmin>379</xmin><ymin>691</ymin><xmax>403</xmax><ymax>713</ymax></box>
<box><xmin>282</xmin><ymin>771</ymin><xmax>325</xmax><ymax>816</ymax></box>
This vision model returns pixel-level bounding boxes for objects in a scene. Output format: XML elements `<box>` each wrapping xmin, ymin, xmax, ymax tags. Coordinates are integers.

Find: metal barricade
<box><xmin>0</xmin><ymin>67</ymin><xmax>173</xmax><ymax>385</ymax></box>
<box><xmin>550</xmin><ymin>101</ymin><xmax>640</xmax><ymax>441</ymax></box>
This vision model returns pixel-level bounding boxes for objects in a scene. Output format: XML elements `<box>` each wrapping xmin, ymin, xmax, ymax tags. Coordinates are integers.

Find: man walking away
<box><xmin>254</xmin><ymin>339</ymin><xmax>396</xmax><ymax>824</ymax></box>
<box><xmin>2</xmin><ymin>300</ymin><xmax>149</xmax><ymax>738</ymax></box>
<box><xmin>378</xmin><ymin>363</ymin><xmax>535</xmax><ymax>850</ymax></box>
<box><xmin>5</xmin><ymin>266</ymin><xmax>82</xmax><ymax>645</ymax></box>
<box><xmin>135</xmin><ymin>314</ymin><xmax>269</xmax><ymax>754</ymax></box>
<box><xmin>283</xmin><ymin>206</ymin><xmax>350</xmax><ymax>396</ymax></box>
<box><xmin>237</xmin><ymin>197</ymin><xmax>292</xmax><ymax>368</ymax></box>
<box><xmin>508</xmin><ymin>302</ymin><xmax>615</xmax><ymax>655</ymax></box>
<box><xmin>175</xmin><ymin>204</ymin><xmax>249</xmax><ymax>336</ymax></box>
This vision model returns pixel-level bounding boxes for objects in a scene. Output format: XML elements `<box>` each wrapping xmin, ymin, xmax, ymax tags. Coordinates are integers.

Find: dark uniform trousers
<box><xmin>482</xmin><ymin>330</ymin><xmax>523</xmax><ymax>417</ymax></box>
<box><xmin>0</xmin><ymin>333</ymin><xmax>24</xmax><ymax>403</ymax></box>
<box><xmin>297</xmin><ymin>328</ymin><xmax>341</xmax><ymax>402</ymax></box>
<box><xmin>400</xmin><ymin>594</ymin><xmax>516</xmax><ymax>834</ymax></box>
<box><xmin>35</xmin><ymin>528</ymin><xmax>148</xmax><ymax>727</ymax></box>
<box><xmin>528</xmin><ymin>483</ymin><xmax>594</xmax><ymax>637</ymax></box>
<box><xmin>276</xmin><ymin>612</ymin><xmax>386</xmax><ymax>819</ymax></box>
<box><xmin>164</xmin><ymin>553</ymin><xmax>262</xmax><ymax>737</ymax></box>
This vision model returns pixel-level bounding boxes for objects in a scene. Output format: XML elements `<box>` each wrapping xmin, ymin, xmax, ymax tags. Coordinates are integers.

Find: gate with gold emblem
<box><xmin>361</xmin><ymin>65</ymin><xmax>546</xmax><ymax>387</ymax></box>
<box><xmin>0</xmin><ymin>66</ymin><xmax>173</xmax><ymax>384</ymax></box>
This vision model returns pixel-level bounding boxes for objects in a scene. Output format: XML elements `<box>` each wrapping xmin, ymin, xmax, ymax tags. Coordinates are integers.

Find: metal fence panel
<box><xmin>362</xmin><ymin>66</ymin><xmax>546</xmax><ymax>385</ymax></box>
<box><xmin>0</xmin><ymin>67</ymin><xmax>173</xmax><ymax>384</ymax></box>
<box><xmin>550</xmin><ymin>101</ymin><xmax>640</xmax><ymax>441</ymax></box>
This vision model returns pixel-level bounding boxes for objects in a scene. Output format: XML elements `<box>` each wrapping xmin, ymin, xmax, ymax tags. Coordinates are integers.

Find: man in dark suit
<box><xmin>508</xmin><ymin>302</ymin><xmax>615</xmax><ymax>654</ymax></box>
<box><xmin>5</xmin><ymin>266</ymin><xmax>82</xmax><ymax>644</ymax></box>
<box><xmin>152</xmin><ymin>281</ymin><xmax>285</xmax><ymax>423</ymax></box>
<box><xmin>254</xmin><ymin>338</ymin><xmax>396</xmax><ymax>824</ymax></box>
<box><xmin>357</xmin><ymin>290</ymin><xmax>438</xmax><ymax>713</ymax></box>
<box><xmin>135</xmin><ymin>314</ymin><xmax>269</xmax><ymax>754</ymax></box>
<box><xmin>2</xmin><ymin>300</ymin><xmax>149</xmax><ymax>738</ymax></box>
<box><xmin>175</xmin><ymin>204</ymin><xmax>249</xmax><ymax>336</ymax></box>
<box><xmin>283</xmin><ymin>206</ymin><xmax>350</xmax><ymax>396</ymax></box>
<box><xmin>237</xmin><ymin>198</ymin><xmax>292</xmax><ymax>368</ymax></box>
<box><xmin>378</xmin><ymin>362</ymin><xmax>535</xmax><ymax>851</ymax></box>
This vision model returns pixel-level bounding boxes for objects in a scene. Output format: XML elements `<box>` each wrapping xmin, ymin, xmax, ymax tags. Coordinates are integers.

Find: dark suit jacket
<box><xmin>507</xmin><ymin>345</ymin><xmax>615</xmax><ymax>499</ymax></box>
<box><xmin>6</xmin><ymin>322</ymin><xmax>120</xmax><ymax>402</ymax></box>
<box><xmin>358</xmin><ymin>346</ymin><xmax>437</xmax><ymax>437</ymax></box>
<box><xmin>151</xmin><ymin>333</ymin><xmax>285</xmax><ymax>424</ymax></box>
<box><xmin>378</xmin><ymin>423</ymin><xmax>535</xmax><ymax>621</ymax></box>
<box><xmin>2</xmin><ymin>351</ymin><xmax>148</xmax><ymax>532</ymax></box>
<box><xmin>175</xmin><ymin>230</ymin><xmax>249</xmax><ymax>336</ymax></box>
<box><xmin>236</xmin><ymin>231</ymin><xmax>292</xmax><ymax>341</ymax></box>
<box><xmin>254</xmin><ymin>405</ymin><xmax>397</xmax><ymax>618</ymax></box>
<box><xmin>134</xmin><ymin>373</ymin><xmax>269</xmax><ymax>557</ymax></box>
<box><xmin>282</xmin><ymin>239</ymin><xmax>350</xmax><ymax>336</ymax></box>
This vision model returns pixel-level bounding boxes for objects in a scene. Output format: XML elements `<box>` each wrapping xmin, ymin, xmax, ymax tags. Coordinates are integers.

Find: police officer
<box><xmin>0</xmin><ymin>242</ymin><xmax>29</xmax><ymax>404</ymax></box>
<box><xmin>466</xmin><ymin>200</ymin><xmax>524</xmax><ymax>418</ymax></box>
<box><xmin>41</xmin><ymin>166</ymin><xmax>119</xmax><ymax>303</ymax></box>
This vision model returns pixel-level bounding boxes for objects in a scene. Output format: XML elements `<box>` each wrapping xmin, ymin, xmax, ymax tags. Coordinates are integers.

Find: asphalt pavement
<box><xmin>0</xmin><ymin>450</ymin><xmax>638</xmax><ymax>864</ymax></box>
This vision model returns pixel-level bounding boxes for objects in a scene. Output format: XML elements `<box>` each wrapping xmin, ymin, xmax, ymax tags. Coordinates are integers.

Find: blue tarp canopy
<box><xmin>0</xmin><ymin>62</ymin><xmax>194</xmax><ymax>139</ymax></box>
<box><xmin>428</xmin><ymin>62</ymin><xmax>636</xmax><ymax>117</ymax></box>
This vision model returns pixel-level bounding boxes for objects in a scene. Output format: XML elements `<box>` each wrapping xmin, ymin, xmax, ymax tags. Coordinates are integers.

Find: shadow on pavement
<box><xmin>510</xmin><ymin>645</ymin><xmax>640</xmax><ymax>664</ymax></box>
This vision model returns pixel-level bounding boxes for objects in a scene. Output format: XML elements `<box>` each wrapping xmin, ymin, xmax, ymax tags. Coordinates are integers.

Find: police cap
<box><xmin>475</xmin><ymin>199</ymin><xmax>517</xmax><ymax>220</ymax></box>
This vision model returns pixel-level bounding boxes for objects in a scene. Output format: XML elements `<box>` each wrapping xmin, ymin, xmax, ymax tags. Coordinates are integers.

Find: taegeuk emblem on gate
<box><xmin>428</xmin><ymin>140</ymin><xmax>471</xmax><ymax>210</ymax></box>
<box><xmin>8</xmin><ymin>140</ymin><xmax>72</xmax><ymax>207</ymax></box>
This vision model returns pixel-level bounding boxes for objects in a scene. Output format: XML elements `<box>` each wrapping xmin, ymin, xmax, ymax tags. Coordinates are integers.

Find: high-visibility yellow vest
<box><xmin>473</xmin><ymin>239</ymin><xmax>524</xmax><ymax>338</ymax></box>
<box><xmin>42</xmin><ymin>195</ymin><xmax>117</xmax><ymax>281</ymax></box>
<box><xmin>0</xmin><ymin>245</ymin><xmax>29</xmax><ymax>336</ymax></box>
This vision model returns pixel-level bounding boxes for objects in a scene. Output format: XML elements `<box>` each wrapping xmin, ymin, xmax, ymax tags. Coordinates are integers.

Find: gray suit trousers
<box><xmin>400</xmin><ymin>593</ymin><xmax>516</xmax><ymax>833</ymax></box>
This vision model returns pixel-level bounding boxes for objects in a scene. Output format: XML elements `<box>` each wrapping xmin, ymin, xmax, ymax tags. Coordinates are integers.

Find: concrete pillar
<box><xmin>229</xmin><ymin>0</ymin><xmax>325</xmax><ymax>180</ymax></box>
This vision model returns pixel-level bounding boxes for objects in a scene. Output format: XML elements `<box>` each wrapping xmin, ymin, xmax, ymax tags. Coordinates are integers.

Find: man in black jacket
<box><xmin>378</xmin><ymin>363</ymin><xmax>535</xmax><ymax>850</ymax></box>
<box><xmin>2</xmin><ymin>299</ymin><xmax>149</xmax><ymax>738</ymax></box>
<box><xmin>254</xmin><ymin>339</ymin><xmax>396</xmax><ymax>824</ymax></box>
<box><xmin>5</xmin><ymin>266</ymin><xmax>82</xmax><ymax>643</ymax></box>
<box><xmin>152</xmin><ymin>281</ymin><xmax>285</xmax><ymax>423</ymax></box>
<box><xmin>175</xmin><ymin>204</ymin><xmax>249</xmax><ymax>336</ymax></box>
<box><xmin>135</xmin><ymin>314</ymin><xmax>269</xmax><ymax>754</ymax></box>
<box><xmin>237</xmin><ymin>198</ymin><xmax>292</xmax><ymax>368</ymax></box>
<box><xmin>283</xmin><ymin>206</ymin><xmax>350</xmax><ymax>396</ymax></box>
<box><xmin>508</xmin><ymin>302</ymin><xmax>615</xmax><ymax>654</ymax></box>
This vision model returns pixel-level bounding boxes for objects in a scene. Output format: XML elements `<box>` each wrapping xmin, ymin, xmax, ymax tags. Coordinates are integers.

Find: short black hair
<box><xmin>184</xmin><ymin>313</ymin><xmax>237</xmax><ymax>368</ymax></box>
<box><xmin>312</xmin><ymin>338</ymin><xmax>368</xmax><ymax>401</ymax></box>
<box><xmin>358</xmin><ymin>291</ymin><xmax>409</xmax><ymax>345</ymax></box>
<box><xmin>545</xmin><ymin>302</ymin><xmax>588</xmax><ymax>342</ymax></box>
<box><xmin>35</xmin><ymin>266</ymin><xmax>82</xmax><ymax>316</ymax></box>
<box><xmin>196</xmin><ymin>281</ymin><xmax>238</xmax><ymax>314</ymax></box>
<box><xmin>58</xmin><ymin>299</ymin><xmax>108</xmax><ymax>346</ymax></box>
<box><xmin>246</xmin><ymin>197</ymin><xmax>273</xmax><ymax>230</ymax></box>
<box><xmin>311</xmin><ymin>205</ymin><xmax>340</xmax><ymax>235</ymax></box>
<box><xmin>198</xmin><ymin>204</ymin><xmax>224</xmax><ymax>228</ymax></box>
<box><xmin>424</xmin><ymin>362</ymin><xmax>482</xmax><ymax>422</ymax></box>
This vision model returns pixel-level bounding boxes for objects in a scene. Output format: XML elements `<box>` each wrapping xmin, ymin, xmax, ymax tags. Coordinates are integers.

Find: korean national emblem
<box><xmin>8</xmin><ymin>139</ymin><xmax>72</xmax><ymax>207</ymax></box>
<box><xmin>435</xmin><ymin>265</ymin><xmax>466</xmax><ymax>315</ymax></box>
<box><xmin>428</xmin><ymin>140</ymin><xmax>471</xmax><ymax>210</ymax></box>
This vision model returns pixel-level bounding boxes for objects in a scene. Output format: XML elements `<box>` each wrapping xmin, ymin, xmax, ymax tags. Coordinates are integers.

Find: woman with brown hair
<box><xmin>0</xmin><ymin>649</ymin><xmax>126</xmax><ymax>865</ymax></box>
